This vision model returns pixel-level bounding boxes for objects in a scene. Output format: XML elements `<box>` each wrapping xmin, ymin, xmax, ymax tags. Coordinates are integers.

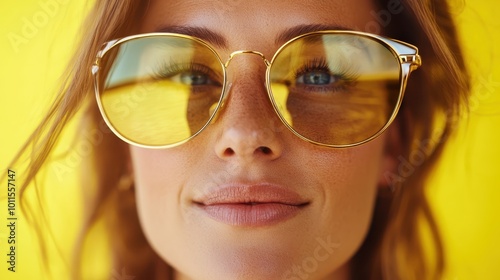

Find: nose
<box><xmin>214</xmin><ymin>126</ymin><xmax>282</xmax><ymax>161</ymax></box>
<box><xmin>214</xmin><ymin>56</ymin><xmax>284</xmax><ymax>162</ymax></box>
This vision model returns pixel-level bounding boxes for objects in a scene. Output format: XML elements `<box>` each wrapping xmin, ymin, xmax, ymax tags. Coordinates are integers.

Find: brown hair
<box><xmin>6</xmin><ymin>0</ymin><xmax>469</xmax><ymax>279</ymax></box>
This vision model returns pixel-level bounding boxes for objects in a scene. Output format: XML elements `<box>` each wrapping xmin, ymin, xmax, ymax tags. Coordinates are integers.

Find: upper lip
<box><xmin>194</xmin><ymin>183</ymin><xmax>309</xmax><ymax>206</ymax></box>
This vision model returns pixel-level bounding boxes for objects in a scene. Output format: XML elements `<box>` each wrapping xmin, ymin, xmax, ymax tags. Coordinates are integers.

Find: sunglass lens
<box><xmin>269</xmin><ymin>33</ymin><xmax>401</xmax><ymax>146</ymax></box>
<box><xmin>98</xmin><ymin>36</ymin><xmax>224</xmax><ymax>146</ymax></box>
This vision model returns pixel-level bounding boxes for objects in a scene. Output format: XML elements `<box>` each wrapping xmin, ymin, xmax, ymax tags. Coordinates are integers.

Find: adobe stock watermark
<box><xmin>282</xmin><ymin>235</ymin><xmax>340</xmax><ymax>280</ymax></box>
<box><xmin>106</xmin><ymin>82</ymin><xmax>160</xmax><ymax>118</ymax></box>
<box><xmin>360</xmin><ymin>0</ymin><xmax>404</xmax><ymax>34</ymax></box>
<box><xmin>384</xmin><ymin>138</ymin><xmax>437</xmax><ymax>191</ymax></box>
<box><xmin>382</xmin><ymin>103</ymin><xmax>464</xmax><ymax>191</ymax></box>
<box><xmin>51</xmin><ymin>120</ymin><xmax>111</xmax><ymax>182</ymax></box>
<box><xmin>335</xmin><ymin>0</ymin><xmax>404</xmax><ymax>59</ymax></box>
<box><xmin>469</xmin><ymin>73</ymin><xmax>500</xmax><ymax>115</ymax></box>
<box><xmin>50</xmin><ymin>80</ymin><xmax>163</xmax><ymax>182</ymax></box>
<box><xmin>7</xmin><ymin>0</ymin><xmax>69</xmax><ymax>53</ymax></box>
<box><xmin>384</xmin><ymin>73</ymin><xmax>500</xmax><ymax>190</ymax></box>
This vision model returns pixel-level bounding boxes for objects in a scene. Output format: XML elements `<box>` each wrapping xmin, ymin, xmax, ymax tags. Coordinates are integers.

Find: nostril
<box><xmin>224</xmin><ymin>148</ymin><xmax>235</xmax><ymax>156</ymax></box>
<box><xmin>258</xmin><ymin>146</ymin><xmax>272</xmax><ymax>155</ymax></box>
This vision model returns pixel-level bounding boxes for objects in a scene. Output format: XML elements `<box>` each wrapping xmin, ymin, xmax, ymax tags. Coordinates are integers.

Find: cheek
<box><xmin>302</xmin><ymin>136</ymin><xmax>385</xmax><ymax>265</ymax></box>
<box><xmin>128</xmin><ymin>146</ymin><xmax>191</xmax><ymax>262</ymax></box>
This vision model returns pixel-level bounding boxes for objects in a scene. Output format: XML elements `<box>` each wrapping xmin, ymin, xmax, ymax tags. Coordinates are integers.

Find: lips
<box><xmin>193</xmin><ymin>184</ymin><xmax>309</xmax><ymax>227</ymax></box>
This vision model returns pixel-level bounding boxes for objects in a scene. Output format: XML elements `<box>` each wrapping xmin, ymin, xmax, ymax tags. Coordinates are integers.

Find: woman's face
<box><xmin>130</xmin><ymin>0</ymin><xmax>395</xmax><ymax>279</ymax></box>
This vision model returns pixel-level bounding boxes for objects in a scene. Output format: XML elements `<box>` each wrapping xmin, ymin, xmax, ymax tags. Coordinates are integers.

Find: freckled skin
<box><xmin>129</xmin><ymin>1</ymin><xmax>398</xmax><ymax>279</ymax></box>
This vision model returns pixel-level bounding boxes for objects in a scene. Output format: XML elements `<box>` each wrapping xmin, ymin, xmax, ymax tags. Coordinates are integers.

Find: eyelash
<box><xmin>151</xmin><ymin>61</ymin><xmax>221</xmax><ymax>85</ymax></box>
<box><xmin>150</xmin><ymin>58</ymin><xmax>357</xmax><ymax>94</ymax></box>
<box><xmin>293</xmin><ymin>58</ymin><xmax>358</xmax><ymax>92</ymax></box>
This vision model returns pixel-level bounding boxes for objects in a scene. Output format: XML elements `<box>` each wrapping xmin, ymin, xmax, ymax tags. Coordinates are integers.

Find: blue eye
<box><xmin>291</xmin><ymin>58</ymin><xmax>358</xmax><ymax>93</ymax></box>
<box><xmin>180</xmin><ymin>72</ymin><xmax>209</xmax><ymax>85</ymax></box>
<box><xmin>294</xmin><ymin>59</ymin><xmax>337</xmax><ymax>86</ymax></box>
<box><xmin>298</xmin><ymin>71</ymin><xmax>333</xmax><ymax>85</ymax></box>
<box><xmin>288</xmin><ymin>58</ymin><xmax>358</xmax><ymax>95</ymax></box>
<box><xmin>153</xmin><ymin>62</ymin><xmax>222</xmax><ymax>87</ymax></box>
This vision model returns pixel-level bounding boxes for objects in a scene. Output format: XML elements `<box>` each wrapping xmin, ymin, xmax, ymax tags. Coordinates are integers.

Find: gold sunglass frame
<box><xmin>92</xmin><ymin>30</ymin><xmax>421</xmax><ymax>149</ymax></box>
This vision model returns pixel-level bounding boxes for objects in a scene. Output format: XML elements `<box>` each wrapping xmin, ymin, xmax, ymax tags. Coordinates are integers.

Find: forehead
<box><xmin>139</xmin><ymin>0</ymin><xmax>378</xmax><ymax>52</ymax></box>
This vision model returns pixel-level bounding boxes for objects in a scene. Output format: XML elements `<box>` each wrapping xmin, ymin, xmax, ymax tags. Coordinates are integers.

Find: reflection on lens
<box><xmin>269</xmin><ymin>33</ymin><xmax>401</xmax><ymax>145</ymax></box>
<box><xmin>98</xmin><ymin>35</ymin><xmax>224</xmax><ymax>146</ymax></box>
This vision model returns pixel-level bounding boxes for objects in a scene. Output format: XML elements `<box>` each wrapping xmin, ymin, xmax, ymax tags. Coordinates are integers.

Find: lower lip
<box><xmin>197</xmin><ymin>203</ymin><xmax>305</xmax><ymax>227</ymax></box>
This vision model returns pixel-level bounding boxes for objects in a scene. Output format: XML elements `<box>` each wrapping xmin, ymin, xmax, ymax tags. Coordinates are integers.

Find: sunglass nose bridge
<box><xmin>224</xmin><ymin>50</ymin><xmax>271</xmax><ymax>68</ymax></box>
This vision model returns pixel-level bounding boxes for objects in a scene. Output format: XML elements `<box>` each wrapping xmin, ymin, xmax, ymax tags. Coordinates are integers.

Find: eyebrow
<box><xmin>154</xmin><ymin>23</ymin><xmax>351</xmax><ymax>49</ymax></box>
<box><xmin>155</xmin><ymin>25</ymin><xmax>228</xmax><ymax>48</ymax></box>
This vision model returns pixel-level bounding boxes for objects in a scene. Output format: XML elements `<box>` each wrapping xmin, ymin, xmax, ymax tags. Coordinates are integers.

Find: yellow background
<box><xmin>0</xmin><ymin>1</ymin><xmax>499</xmax><ymax>279</ymax></box>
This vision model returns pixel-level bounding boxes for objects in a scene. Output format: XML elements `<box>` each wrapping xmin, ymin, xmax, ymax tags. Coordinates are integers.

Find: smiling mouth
<box><xmin>193</xmin><ymin>184</ymin><xmax>309</xmax><ymax>227</ymax></box>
